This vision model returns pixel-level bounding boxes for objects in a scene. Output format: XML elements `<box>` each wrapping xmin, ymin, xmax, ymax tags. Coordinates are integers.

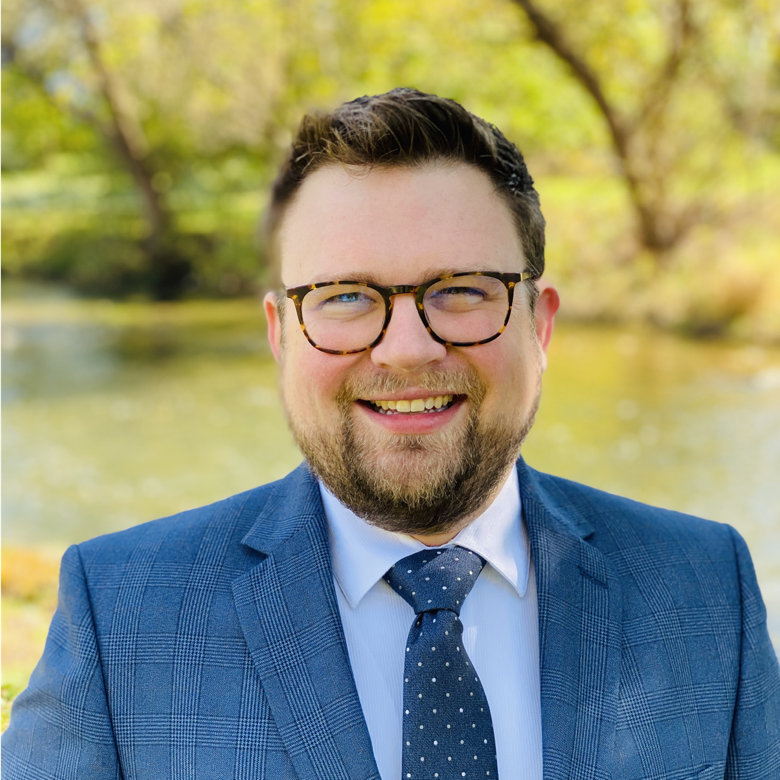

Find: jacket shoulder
<box><xmin>525</xmin><ymin>465</ymin><xmax>736</xmax><ymax>556</ymax></box>
<box><xmin>75</xmin><ymin>479</ymin><xmax>282</xmax><ymax>570</ymax></box>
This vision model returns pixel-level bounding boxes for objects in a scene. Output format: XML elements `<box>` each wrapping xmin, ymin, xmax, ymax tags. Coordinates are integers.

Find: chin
<box><xmin>364</xmin><ymin>446</ymin><xmax>454</xmax><ymax>493</ymax></box>
<box><xmin>287</xmin><ymin>371</ymin><xmax>542</xmax><ymax>532</ymax></box>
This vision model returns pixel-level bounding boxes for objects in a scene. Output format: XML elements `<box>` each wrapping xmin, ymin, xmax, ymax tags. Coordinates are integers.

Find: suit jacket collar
<box><xmin>234</xmin><ymin>460</ymin><xmax>622</xmax><ymax>780</ymax></box>
<box><xmin>233</xmin><ymin>464</ymin><xmax>381</xmax><ymax>780</ymax></box>
<box><xmin>518</xmin><ymin>458</ymin><xmax>623</xmax><ymax>779</ymax></box>
<box><xmin>239</xmin><ymin>462</ymin><xmax>322</xmax><ymax>555</ymax></box>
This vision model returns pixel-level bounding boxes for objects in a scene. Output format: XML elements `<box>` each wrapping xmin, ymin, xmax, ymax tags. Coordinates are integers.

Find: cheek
<box><xmin>476</xmin><ymin>336</ymin><xmax>540</xmax><ymax>401</ymax></box>
<box><xmin>281</xmin><ymin>340</ymin><xmax>361</xmax><ymax>415</ymax></box>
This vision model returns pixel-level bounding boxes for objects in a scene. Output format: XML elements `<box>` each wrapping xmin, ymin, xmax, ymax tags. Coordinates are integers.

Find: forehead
<box><xmin>277</xmin><ymin>163</ymin><xmax>524</xmax><ymax>287</ymax></box>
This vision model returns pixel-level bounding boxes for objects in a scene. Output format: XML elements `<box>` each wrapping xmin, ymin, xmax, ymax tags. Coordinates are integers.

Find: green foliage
<box><xmin>1</xmin><ymin>684</ymin><xmax>20</xmax><ymax>732</ymax></box>
<box><xmin>1</xmin><ymin>0</ymin><xmax>779</xmax><ymax>332</ymax></box>
<box><xmin>2</xmin><ymin>155</ymin><xmax>266</xmax><ymax>297</ymax></box>
<box><xmin>1</xmin><ymin>71</ymin><xmax>97</xmax><ymax>169</ymax></box>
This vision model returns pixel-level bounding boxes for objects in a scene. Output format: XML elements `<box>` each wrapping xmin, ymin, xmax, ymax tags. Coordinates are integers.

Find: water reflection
<box><xmin>3</xmin><ymin>284</ymin><xmax>780</xmax><ymax>645</ymax></box>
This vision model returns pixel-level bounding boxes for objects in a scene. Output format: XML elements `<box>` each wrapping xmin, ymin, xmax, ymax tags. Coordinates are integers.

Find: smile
<box><xmin>363</xmin><ymin>395</ymin><xmax>456</xmax><ymax>414</ymax></box>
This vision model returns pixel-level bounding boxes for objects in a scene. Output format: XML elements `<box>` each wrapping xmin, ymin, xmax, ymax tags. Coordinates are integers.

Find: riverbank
<box><xmin>1</xmin><ymin>546</ymin><xmax>61</xmax><ymax>730</ymax></box>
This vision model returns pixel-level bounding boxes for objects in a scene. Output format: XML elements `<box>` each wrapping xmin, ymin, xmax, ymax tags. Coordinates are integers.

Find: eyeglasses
<box><xmin>285</xmin><ymin>271</ymin><xmax>534</xmax><ymax>355</ymax></box>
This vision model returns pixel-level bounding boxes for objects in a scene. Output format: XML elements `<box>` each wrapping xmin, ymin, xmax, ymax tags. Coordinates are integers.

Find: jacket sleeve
<box><xmin>1</xmin><ymin>545</ymin><xmax>121</xmax><ymax>779</ymax></box>
<box><xmin>726</xmin><ymin>527</ymin><xmax>780</xmax><ymax>779</ymax></box>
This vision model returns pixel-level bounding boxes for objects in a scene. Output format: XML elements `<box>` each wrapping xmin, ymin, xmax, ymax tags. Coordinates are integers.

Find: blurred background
<box><xmin>2</xmin><ymin>0</ymin><xmax>779</xmax><ymax>728</ymax></box>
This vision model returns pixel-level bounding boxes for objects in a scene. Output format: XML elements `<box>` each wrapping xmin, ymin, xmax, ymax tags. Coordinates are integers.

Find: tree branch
<box><xmin>508</xmin><ymin>0</ymin><xmax>672</xmax><ymax>251</ymax></box>
<box><xmin>62</xmin><ymin>0</ymin><xmax>170</xmax><ymax>250</ymax></box>
<box><xmin>509</xmin><ymin>0</ymin><xmax>630</xmax><ymax>160</ymax></box>
<box><xmin>632</xmin><ymin>0</ymin><xmax>695</xmax><ymax>131</ymax></box>
<box><xmin>2</xmin><ymin>38</ymin><xmax>108</xmax><ymax>134</ymax></box>
<box><xmin>508</xmin><ymin>0</ymin><xmax>710</xmax><ymax>256</ymax></box>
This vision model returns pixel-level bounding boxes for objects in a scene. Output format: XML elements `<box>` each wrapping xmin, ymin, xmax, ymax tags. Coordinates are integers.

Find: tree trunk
<box><xmin>66</xmin><ymin>0</ymin><xmax>191</xmax><ymax>298</ymax></box>
<box><xmin>509</xmin><ymin>0</ymin><xmax>697</xmax><ymax>264</ymax></box>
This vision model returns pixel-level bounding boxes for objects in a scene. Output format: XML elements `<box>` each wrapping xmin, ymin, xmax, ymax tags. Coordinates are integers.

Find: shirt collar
<box><xmin>321</xmin><ymin>469</ymin><xmax>530</xmax><ymax>609</ymax></box>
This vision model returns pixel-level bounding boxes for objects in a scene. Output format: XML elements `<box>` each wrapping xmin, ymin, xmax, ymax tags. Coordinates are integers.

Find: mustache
<box><xmin>336</xmin><ymin>368</ymin><xmax>487</xmax><ymax>405</ymax></box>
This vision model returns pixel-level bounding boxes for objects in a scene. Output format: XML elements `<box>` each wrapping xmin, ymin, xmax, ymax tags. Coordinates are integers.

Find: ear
<box><xmin>264</xmin><ymin>291</ymin><xmax>283</xmax><ymax>362</ymax></box>
<box><xmin>533</xmin><ymin>283</ymin><xmax>559</xmax><ymax>371</ymax></box>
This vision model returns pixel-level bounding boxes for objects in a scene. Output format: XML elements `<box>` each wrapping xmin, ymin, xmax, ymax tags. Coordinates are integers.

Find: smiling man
<box><xmin>268</xmin><ymin>161</ymin><xmax>556</xmax><ymax>539</ymax></box>
<box><xmin>4</xmin><ymin>89</ymin><xmax>779</xmax><ymax>780</ymax></box>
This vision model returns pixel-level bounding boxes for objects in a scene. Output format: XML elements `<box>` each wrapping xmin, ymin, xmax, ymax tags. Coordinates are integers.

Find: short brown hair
<box><xmin>266</xmin><ymin>88</ymin><xmax>545</xmax><ymax>285</ymax></box>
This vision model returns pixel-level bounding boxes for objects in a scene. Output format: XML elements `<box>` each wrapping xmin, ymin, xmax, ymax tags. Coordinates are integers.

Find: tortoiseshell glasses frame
<box><xmin>284</xmin><ymin>270</ymin><xmax>535</xmax><ymax>355</ymax></box>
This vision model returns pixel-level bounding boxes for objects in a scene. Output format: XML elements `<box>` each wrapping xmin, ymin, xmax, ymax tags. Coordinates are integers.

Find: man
<box><xmin>3</xmin><ymin>89</ymin><xmax>779</xmax><ymax>779</ymax></box>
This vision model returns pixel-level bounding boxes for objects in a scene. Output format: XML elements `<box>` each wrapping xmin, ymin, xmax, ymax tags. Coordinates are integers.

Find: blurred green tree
<box><xmin>1</xmin><ymin>0</ymin><xmax>347</xmax><ymax>297</ymax></box>
<box><xmin>2</xmin><ymin>0</ymin><xmax>778</xmax><ymax>326</ymax></box>
<box><xmin>509</xmin><ymin>0</ymin><xmax>778</xmax><ymax>264</ymax></box>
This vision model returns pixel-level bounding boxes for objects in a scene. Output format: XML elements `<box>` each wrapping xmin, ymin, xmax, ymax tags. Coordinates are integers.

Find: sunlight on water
<box><xmin>3</xmin><ymin>284</ymin><xmax>780</xmax><ymax>646</ymax></box>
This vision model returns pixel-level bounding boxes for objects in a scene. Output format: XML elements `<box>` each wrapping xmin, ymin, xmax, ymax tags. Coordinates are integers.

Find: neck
<box><xmin>410</xmin><ymin>527</ymin><xmax>468</xmax><ymax>547</ymax></box>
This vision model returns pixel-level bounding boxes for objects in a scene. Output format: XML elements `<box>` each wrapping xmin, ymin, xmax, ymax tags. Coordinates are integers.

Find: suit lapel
<box><xmin>233</xmin><ymin>466</ymin><xmax>380</xmax><ymax>780</ymax></box>
<box><xmin>232</xmin><ymin>460</ymin><xmax>623</xmax><ymax>780</ymax></box>
<box><xmin>518</xmin><ymin>462</ymin><xmax>623</xmax><ymax>780</ymax></box>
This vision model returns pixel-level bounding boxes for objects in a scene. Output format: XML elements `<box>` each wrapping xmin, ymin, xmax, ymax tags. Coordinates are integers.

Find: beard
<box><xmin>286</xmin><ymin>366</ymin><xmax>541</xmax><ymax>537</ymax></box>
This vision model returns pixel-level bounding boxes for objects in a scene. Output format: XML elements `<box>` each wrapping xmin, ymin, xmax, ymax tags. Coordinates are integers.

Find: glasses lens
<box><xmin>424</xmin><ymin>275</ymin><xmax>510</xmax><ymax>344</ymax></box>
<box><xmin>301</xmin><ymin>283</ymin><xmax>385</xmax><ymax>352</ymax></box>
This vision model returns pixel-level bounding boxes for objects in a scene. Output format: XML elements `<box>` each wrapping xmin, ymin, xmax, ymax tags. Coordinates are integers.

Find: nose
<box><xmin>370</xmin><ymin>294</ymin><xmax>447</xmax><ymax>372</ymax></box>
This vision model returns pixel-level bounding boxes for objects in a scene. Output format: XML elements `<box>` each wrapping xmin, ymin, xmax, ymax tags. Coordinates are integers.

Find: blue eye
<box><xmin>433</xmin><ymin>286</ymin><xmax>487</xmax><ymax>298</ymax></box>
<box><xmin>427</xmin><ymin>286</ymin><xmax>491</xmax><ymax>310</ymax></box>
<box><xmin>326</xmin><ymin>292</ymin><xmax>366</xmax><ymax>304</ymax></box>
<box><xmin>307</xmin><ymin>286</ymin><xmax>382</xmax><ymax>319</ymax></box>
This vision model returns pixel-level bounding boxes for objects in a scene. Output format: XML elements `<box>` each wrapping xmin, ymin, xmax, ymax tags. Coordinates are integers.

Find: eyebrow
<box><xmin>300</xmin><ymin>267</ymin><xmax>500</xmax><ymax>287</ymax></box>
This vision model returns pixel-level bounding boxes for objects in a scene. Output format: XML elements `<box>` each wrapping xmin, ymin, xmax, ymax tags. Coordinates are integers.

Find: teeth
<box><xmin>367</xmin><ymin>395</ymin><xmax>455</xmax><ymax>414</ymax></box>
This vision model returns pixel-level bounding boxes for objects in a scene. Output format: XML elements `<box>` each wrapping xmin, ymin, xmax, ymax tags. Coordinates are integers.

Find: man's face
<box><xmin>265</xmin><ymin>162</ymin><xmax>557</xmax><ymax>537</ymax></box>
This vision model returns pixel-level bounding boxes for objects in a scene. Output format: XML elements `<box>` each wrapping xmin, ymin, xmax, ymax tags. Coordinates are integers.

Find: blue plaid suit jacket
<box><xmin>4</xmin><ymin>459</ymin><xmax>780</xmax><ymax>779</ymax></box>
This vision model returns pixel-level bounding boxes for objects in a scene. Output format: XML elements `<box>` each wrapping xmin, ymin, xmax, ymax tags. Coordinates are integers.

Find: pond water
<box><xmin>3</xmin><ymin>282</ymin><xmax>780</xmax><ymax>645</ymax></box>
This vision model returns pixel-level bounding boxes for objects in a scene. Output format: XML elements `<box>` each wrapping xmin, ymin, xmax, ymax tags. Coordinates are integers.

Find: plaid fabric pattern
<box><xmin>3</xmin><ymin>460</ymin><xmax>779</xmax><ymax>779</ymax></box>
<box><xmin>519</xmin><ymin>464</ymin><xmax>780</xmax><ymax>780</ymax></box>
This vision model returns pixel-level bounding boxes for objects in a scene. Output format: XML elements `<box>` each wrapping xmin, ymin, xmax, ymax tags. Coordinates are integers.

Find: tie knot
<box><xmin>384</xmin><ymin>546</ymin><xmax>486</xmax><ymax>616</ymax></box>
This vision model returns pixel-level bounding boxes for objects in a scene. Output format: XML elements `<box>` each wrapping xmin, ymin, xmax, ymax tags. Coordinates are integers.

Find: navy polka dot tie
<box><xmin>384</xmin><ymin>547</ymin><xmax>499</xmax><ymax>780</ymax></box>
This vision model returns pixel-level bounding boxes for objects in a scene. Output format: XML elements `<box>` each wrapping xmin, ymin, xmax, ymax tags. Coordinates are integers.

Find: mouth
<box><xmin>359</xmin><ymin>394</ymin><xmax>458</xmax><ymax>415</ymax></box>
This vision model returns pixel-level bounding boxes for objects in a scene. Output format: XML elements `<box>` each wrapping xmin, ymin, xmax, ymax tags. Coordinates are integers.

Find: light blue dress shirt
<box><xmin>321</xmin><ymin>470</ymin><xmax>543</xmax><ymax>780</ymax></box>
